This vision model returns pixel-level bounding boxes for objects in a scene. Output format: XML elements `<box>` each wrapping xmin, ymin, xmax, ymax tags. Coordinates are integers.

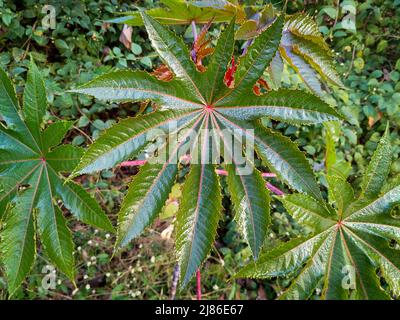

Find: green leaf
<box><xmin>35</xmin><ymin>166</ymin><xmax>75</xmax><ymax>280</ymax></box>
<box><xmin>226</xmin><ymin>163</ymin><xmax>270</xmax><ymax>259</ymax></box>
<box><xmin>269</xmin><ymin>52</ymin><xmax>284</xmax><ymax>88</ymax></box>
<box><xmin>238</xmin><ymin>133</ymin><xmax>400</xmax><ymax>299</ymax></box>
<box><xmin>141</xmin><ymin>12</ymin><xmax>205</xmax><ymax>103</ymax></box>
<box><xmin>116</xmin><ymin>162</ymin><xmax>177</xmax><ymax>247</ymax></box>
<box><xmin>324</xmin><ymin>121</ymin><xmax>340</xmax><ymax>171</ymax></box>
<box><xmin>0</xmin><ymin>176</ymin><xmax>38</xmax><ymax>296</ymax></box>
<box><xmin>278</xmin><ymin>232</ymin><xmax>335</xmax><ymax>300</ymax></box>
<box><xmin>53</xmin><ymin>175</ymin><xmax>114</xmax><ymax>233</ymax></box>
<box><xmin>0</xmin><ymin>67</ymin><xmax>39</xmax><ymax>152</ymax></box>
<box><xmin>47</xmin><ymin>145</ymin><xmax>84</xmax><ymax>173</ymax></box>
<box><xmin>217</xmin><ymin>115</ymin><xmax>321</xmax><ymax>199</ymax></box>
<box><xmin>291</xmin><ymin>35</ymin><xmax>343</xmax><ymax>87</ymax></box>
<box><xmin>176</xmin><ymin>164</ymin><xmax>222</xmax><ymax>287</ymax></box>
<box><xmin>236</xmin><ymin>232</ymin><xmax>331</xmax><ymax>279</ymax></box>
<box><xmin>71</xmin><ymin>71</ymin><xmax>204</xmax><ymax>108</ymax></box>
<box><xmin>215</xmin><ymin>89</ymin><xmax>341</xmax><ymax>124</ymax></box>
<box><xmin>71</xmin><ymin>109</ymin><xmax>200</xmax><ymax>176</ymax></box>
<box><xmin>116</xmin><ymin>115</ymin><xmax>204</xmax><ymax>247</ymax></box>
<box><xmin>202</xmin><ymin>18</ymin><xmax>235</xmax><ymax>103</ymax></box>
<box><xmin>280</xmin><ymin>46</ymin><xmax>324</xmax><ymax>97</ymax></box>
<box><xmin>219</xmin><ymin>15</ymin><xmax>284</xmax><ymax>103</ymax></box>
<box><xmin>109</xmin><ymin>0</ymin><xmax>244</xmax><ymax>26</ymax></box>
<box><xmin>360</xmin><ymin>127</ymin><xmax>392</xmax><ymax>198</ymax></box>
<box><xmin>211</xmin><ymin>112</ymin><xmax>270</xmax><ymax>259</ymax></box>
<box><xmin>23</xmin><ymin>59</ymin><xmax>47</xmax><ymax>147</ymax></box>
<box><xmin>42</xmin><ymin>121</ymin><xmax>74</xmax><ymax>152</ymax></box>
<box><xmin>346</xmin><ymin>184</ymin><xmax>400</xmax><ymax>221</ymax></box>
<box><xmin>0</xmin><ymin>162</ymin><xmax>39</xmax><ymax>218</ymax></box>
<box><xmin>285</xmin><ymin>14</ymin><xmax>330</xmax><ymax>52</ymax></box>
<box><xmin>279</xmin><ymin>14</ymin><xmax>343</xmax><ymax>96</ymax></box>
<box><xmin>281</xmin><ymin>193</ymin><xmax>336</xmax><ymax>232</ymax></box>
<box><xmin>235</xmin><ymin>19</ymin><xmax>259</xmax><ymax>40</ymax></box>
<box><xmin>0</xmin><ymin>62</ymin><xmax>113</xmax><ymax>294</ymax></box>
<box><xmin>327</xmin><ymin>175</ymin><xmax>354</xmax><ymax>215</ymax></box>
<box><xmin>253</xmin><ymin>124</ymin><xmax>321</xmax><ymax>199</ymax></box>
<box><xmin>0</xmin><ymin>67</ymin><xmax>20</xmax><ymax>129</ymax></box>
<box><xmin>322</xmin><ymin>229</ymin><xmax>390</xmax><ymax>299</ymax></box>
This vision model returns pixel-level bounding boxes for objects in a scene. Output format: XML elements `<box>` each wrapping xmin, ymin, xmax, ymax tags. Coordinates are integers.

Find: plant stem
<box><xmin>191</xmin><ymin>20</ymin><xmax>198</xmax><ymax>62</ymax></box>
<box><xmin>191</xmin><ymin>20</ymin><xmax>198</xmax><ymax>41</ymax></box>
<box><xmin>120</xmin><ymin>161</ymin><xmax>284</xmax><ymax>195</ymax></box>
<box><xmin>170</xmin><ymin>264</ymin><xmax>180</xmax><ymax>300</ymax></box>
<box><xmin>266</xmin><ymin>182</ymin><xmax>285</xmax><ymax>196</ymax></box>
<box><xmin>196</xmin><ymin>269</ymin><xmax>201</xmax><ymax>300</ymax></box>
<box><xmin>242</xmin><ymin>39</ymin><xmax>253</xmax><ymax>55</ymax></box>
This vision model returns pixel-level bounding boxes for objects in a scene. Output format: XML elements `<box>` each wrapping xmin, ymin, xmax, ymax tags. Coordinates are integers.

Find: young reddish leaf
<box><xmin>191</xmin><ymin>20</ymin><xmax>214</xmax><ymax>72</ymax></box>
<box><xmin>224</xmin><ymin>56</ymin><xmax>237</xmax><ymax>88</ymax></box>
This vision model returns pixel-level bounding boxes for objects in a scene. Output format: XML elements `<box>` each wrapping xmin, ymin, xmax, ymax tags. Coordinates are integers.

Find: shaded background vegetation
<box><xmin>0</xmin><ymin>0</ymin><xmax>399</xmax><ymax>299</ymax></box>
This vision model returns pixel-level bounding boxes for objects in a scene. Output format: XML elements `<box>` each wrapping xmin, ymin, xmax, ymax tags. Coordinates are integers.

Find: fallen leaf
<box><xmin>119</xmin><ymin>24</ymin><xmax>133</xmax><ymax>49</ymax></box>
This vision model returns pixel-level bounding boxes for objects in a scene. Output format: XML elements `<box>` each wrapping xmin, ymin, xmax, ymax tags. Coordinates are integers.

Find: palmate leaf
<box><xmin>0</xmin><ymin>62</ymin><xmax>113</xmax><ymax>295</ymax></box>
<box><xmin>70</xmin><ymin>12</ymin><xmax>340</xmax><ymax>286</ymax></box>
<box><xmin>237</xmin><ymin>131</ymin><xmax>400</xmax><ymax>300</ymax></box>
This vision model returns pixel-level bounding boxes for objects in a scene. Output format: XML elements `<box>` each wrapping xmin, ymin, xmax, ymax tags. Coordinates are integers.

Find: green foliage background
<box><xmin>0</xmin><ymin>0</ymin><xmax>399</xmax><ymax>299</ymax></box>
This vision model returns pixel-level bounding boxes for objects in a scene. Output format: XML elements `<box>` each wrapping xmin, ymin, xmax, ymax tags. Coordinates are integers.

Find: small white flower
<box><xmin>85</xmin><ymin>284</ymin><xmax>91</xmax><ymax>290</ymax></box>
<box><xmin>87</xmin><ymin>262</ymin><xmax>92</xmax><ymax>267</ymax></box>
<box><xmin>106</xmin><ymin>273</ymin><xmax>111</xmax><ymax>278</ymax></box>
<box><xmin>84</xmin><ymin>275</ymin><xmax>89</xmax><ymax>280</ymax></box>
<box><xmin>212</xmin><ymin>285</ymin><xmax>219</xmax><ymax>290</ymax></box>
<box><xmin>105</xmin><ymin>233</ymin><xmax>110</xmax><ymax>239</ymax></box>
<box><xmin>87</xmin><ymin>240</ymin><xmax>93</xmax><ymax>245</ymax></box>
<box><xmin>57</xmin><ymin>280</ymin><xmax>62</xmax><ymax>285</ymax></box>
<box><xmin>150</xmin><ymin>256</ymin><xmax>155</xmax><ymax>263</ymax></box>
